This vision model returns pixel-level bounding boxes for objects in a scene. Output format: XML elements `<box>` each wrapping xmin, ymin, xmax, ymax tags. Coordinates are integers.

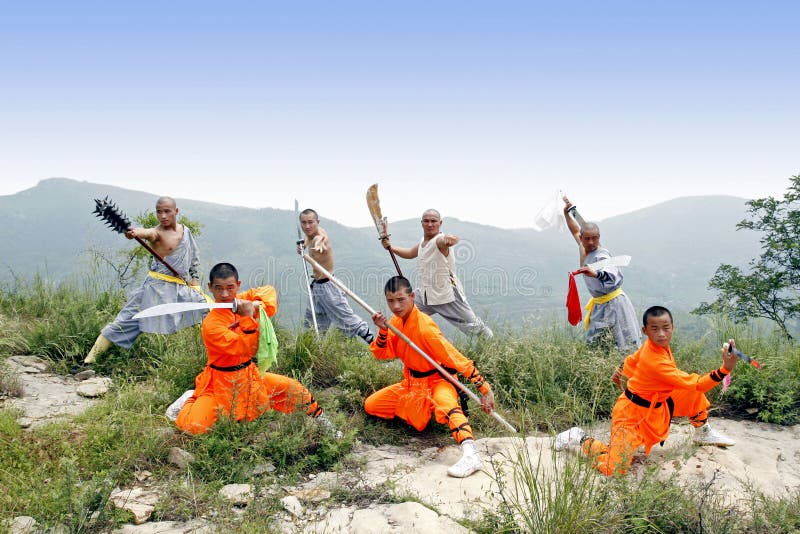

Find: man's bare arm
<box><xmin>311</xmin><ymin>227</ymin><xmax>330</xmax><ymax>253</ymax></box>
<box><xmin>381</xmin><ymin>237</ymin><xmax>419</xmax><ymax>259</ymax></box>
<box><xmin>562</xmin><ymin>199</ymin><xmax>582</xmax><ymax>247</ymax></box>
<box><xmin>125</xmin><ymin>227</ymin><xmax>159</xmax><ymax>242</ymax></box>
<box><xmin>436</xmin><ymin>234</ymin><xmax>459</xmax><ymax>256</ymax></box>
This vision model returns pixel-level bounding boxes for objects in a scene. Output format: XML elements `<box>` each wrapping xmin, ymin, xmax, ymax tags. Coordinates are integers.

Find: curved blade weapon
<box><xmin>366</xmin><ymin>183</ymin><xmax>403</xmax><ymax>276</ymax></box>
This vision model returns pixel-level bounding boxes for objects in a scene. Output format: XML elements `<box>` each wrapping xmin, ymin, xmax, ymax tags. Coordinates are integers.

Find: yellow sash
<box><xmin>148</xmin><ymin>271</ymin><xmax>213</xmax><ymax>303</ymax></box>
<box><xmin>584</xmin><ymin>287</ymin><xmax>623</xmax><ymax>330</ymax></box>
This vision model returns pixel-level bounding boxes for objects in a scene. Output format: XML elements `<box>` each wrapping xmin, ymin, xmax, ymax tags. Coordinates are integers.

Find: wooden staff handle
<box><xmin>133</xmin><ymin>236</ymin><xmax>187</xmax><ymax>283</ymax></box>
<box><xmin>302</xmin><ymin>254</ymin><xmax>518</xmax><ymax>433</ymax></box>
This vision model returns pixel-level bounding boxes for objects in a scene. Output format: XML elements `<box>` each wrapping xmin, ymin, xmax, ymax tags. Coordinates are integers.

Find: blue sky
<box><xmin>2</xmin><ymin>1</ymin><xmax>798</xmax><ymax>228</ymax></box>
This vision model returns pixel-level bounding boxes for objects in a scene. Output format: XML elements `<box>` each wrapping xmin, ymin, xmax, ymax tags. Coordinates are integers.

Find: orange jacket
<box><xmin>370</xmin><ymin>306</ymin><xmax>490</xmax><ymax>395</ymax></box>
<box><xmin>193</xmin><ymin>286</ymin><xmax>278</xmax><ymax>421</ymax></box>
<box><xmin>617</xmin><ymin>338</ymin><xmax>729</xmax><ymax>451</ymax></box>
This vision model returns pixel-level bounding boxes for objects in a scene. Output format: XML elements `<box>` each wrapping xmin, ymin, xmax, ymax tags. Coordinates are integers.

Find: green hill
<box><xmin>0</xmin><ymin>178</ymin><xmax>761</xmax><ymax>327</ymax></box>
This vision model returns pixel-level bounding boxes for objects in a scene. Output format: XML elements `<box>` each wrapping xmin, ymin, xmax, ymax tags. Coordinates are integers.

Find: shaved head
<box><xmin>156</xmin><ymin>196</ymin><xmax>177</xmax><ymax>208</ymax></box>
<box><xmin>580</xmin><ymin>222</ymin><xmax>600</xmax><ymax>235</ymax></box>
<box><xmin>422</xmin><ymin>209</ymin><xmax>441</xmax><ymax>220</ymax></box>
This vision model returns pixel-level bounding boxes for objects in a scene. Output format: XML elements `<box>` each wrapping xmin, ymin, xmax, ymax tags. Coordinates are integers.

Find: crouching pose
<box><xmin>175</xmin><ymin>262</ymin><xmax>339</xmax><ymax>437</ymax></box>
<box><xmin>367</xmin><ymin>276</ymin><xmax>495</xmax><ymax>478</ymax></box>
<box><xmin>555</xmin><ymin>305</ymin><xmax>738</xmax><ymax>476</ymax></box>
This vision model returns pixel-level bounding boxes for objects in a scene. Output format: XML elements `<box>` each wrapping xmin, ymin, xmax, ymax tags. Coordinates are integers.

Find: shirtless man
<box><xmin>563</xmin><ymin>197</ymin><xmax>640</xmax><ymax>350</ymax></box>
<box><xmin>85</xmin><ymin>196</ymin><xmax>207</xmax><ymax>363</ymax></box>
<box><xmin>297</xmin><ymin>208</ymin><xmax>374</xmax><ymax>343</ymax></box>
<box><xmin>381</xmin><ymin>209</ymin><xmax>492</xmax><ymax>337</ymax></box>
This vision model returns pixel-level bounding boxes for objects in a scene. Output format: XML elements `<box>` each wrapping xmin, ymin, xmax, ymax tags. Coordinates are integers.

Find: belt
<box><xmin>408</xmin><ymin>365</ymin><xmax>458</xmax><ymax>378</ymax></box>
<box><xmin>624</xmin><ymin>389</ymin><xmax>674</xmax><ymax>416</ymax></box>
<box><xmin>624</xmin><ymin>388</ymin><xmax>662</xmax><ymax>408</ymax></box>
<box><xmin>148</xmin><ymin>271</ymin><xmax>213</xmax><ymax>303</ymax></box>
<box><xmin>210</xmin><ymin>357</ymin><xmax>257</xmax><ymax>372</ymax></box>
<box><xmin>311</xmin><ymin>278</ymin><xmax>330</xmax><ymax>285</ymax></box>
<box><xmin>584</xmin><ymin>287</ymin><xmax>624</xmax><ymax>329</ymax></box>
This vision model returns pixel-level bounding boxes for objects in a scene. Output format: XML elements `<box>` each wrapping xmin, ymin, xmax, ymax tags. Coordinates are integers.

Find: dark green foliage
<box><xmin>695</xmin><ymin>174</ymin><xmax>800</xmax><ymax>339</ymax></box>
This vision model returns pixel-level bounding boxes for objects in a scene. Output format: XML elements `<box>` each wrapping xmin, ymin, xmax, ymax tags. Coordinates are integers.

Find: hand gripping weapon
<box><xmin>366</xmin><ymin>183</ymin><xmax>403</xmax><ymax>276</ymax></box>
<box><xmin>562</xmin><ymin>195</ymin><xmax>587</xmax><ymax>228</ymax></box>
<box><xmin>728</xmin><ymin>344</ymin><xmax>763</xmax><ymax>370</ymax></box>
<box><xmin>295</xmin><ymin>199</ymin><xmax>319</xmax><ymax>334</ymax></box>
<box><xmin>302</xmin><ymin>253</ymin><xmax>518</xmax><ymax>433</ymax></box>
<box><xmin>570</xmin><ymin>255</ymin><xmax>632</xmax><ymax>275</ymax></box>
<box><xmin>92</xmin><ymin>197</ymin><xmax>187</xmax><ymax>283</ymax></box>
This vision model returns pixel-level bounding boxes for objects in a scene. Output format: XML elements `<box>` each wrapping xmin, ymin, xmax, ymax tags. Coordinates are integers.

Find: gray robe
<box><xmin>102</xmin><ymin>227</ymin><xmax>206</xmax><ymax>349</ymax></box>
<box><xmin>582</xmin><ymin>247</ymin><xmax>641</xmax><ymax>349</ymax></box>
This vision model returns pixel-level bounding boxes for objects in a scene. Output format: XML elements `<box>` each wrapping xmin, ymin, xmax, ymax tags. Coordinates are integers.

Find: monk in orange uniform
<box><xmin>367</xmin><ymin>276</ymin><xmax>495</xmax><ymax>478</ymax></box>
<box><xmin>176</xmin><ymin>262</ymin><xmax>340</xmax><ymax>437</ymax></box>
<box><xmin>554</xmin><ymin>305</ymin><xmax>738</xmax><ymax>475</ymax></box>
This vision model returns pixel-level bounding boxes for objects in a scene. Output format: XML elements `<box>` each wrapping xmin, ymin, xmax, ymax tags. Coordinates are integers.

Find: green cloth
<box><xmin>256</xmin><ymin>307</ymin><xmax>278</xmax><ymax>374</ymax></box>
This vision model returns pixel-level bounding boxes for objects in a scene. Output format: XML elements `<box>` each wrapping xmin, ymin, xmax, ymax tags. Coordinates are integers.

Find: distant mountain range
<box><xmin>0</xmin><ymin>178</ymin><xmax>761</xmax><ymax>329</ymax></box>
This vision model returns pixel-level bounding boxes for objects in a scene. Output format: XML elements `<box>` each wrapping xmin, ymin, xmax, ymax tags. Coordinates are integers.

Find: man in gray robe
<box><xmin>84</xmin><ymin>197</ymin><xmax>207</xmax><ymax>363</ymax></box>
<box><xmin>563</xmin><ymin>198</ymin><xmax>641</xmax><ymax>350</ymax></box>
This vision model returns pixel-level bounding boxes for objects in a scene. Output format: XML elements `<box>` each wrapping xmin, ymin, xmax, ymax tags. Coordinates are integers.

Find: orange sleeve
<box><xmin>639</xmin><ymin>352</ymin><xmax>729</xmax><ymax>393</ymax></box>
<box><xmin>622</xmin><ymin>348</ymin><xmax>641</xmax><ymax>378</ymax></box>
<box><xmin>238</xmin><ymin>285</ymin><xmax>278</xmax><ymax>317</ymax></box>
<box><xmin>421</xmin><ymin>318</ymin><xmax>491</xmax><ymax>395</ymax></box>
<box><xmin>370</xmin><ymin>317</ymin><xmax>398</xmax><ymax>361</ymax></box>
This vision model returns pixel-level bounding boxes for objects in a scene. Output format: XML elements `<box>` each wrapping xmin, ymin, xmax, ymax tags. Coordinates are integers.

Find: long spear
<box><xmin>302</xmin><ymin>253</ymin><xmax>518</xmax><ymax>433</ymax></box>
<box><xmin>295</xmin><ymin>200</ymin><xmax>319</xmax><ymax>335</ymax></box>
<box><xmin>92</xmin><ymin>197</ymin><xmax>187</xmax><ymax>283</ymax></box>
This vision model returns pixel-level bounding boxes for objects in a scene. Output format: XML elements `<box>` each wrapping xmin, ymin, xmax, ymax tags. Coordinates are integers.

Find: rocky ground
<box><xmin>3</xmin><ymin>355</ymin><xmax>799</xmax><ymax>533</ymax></box>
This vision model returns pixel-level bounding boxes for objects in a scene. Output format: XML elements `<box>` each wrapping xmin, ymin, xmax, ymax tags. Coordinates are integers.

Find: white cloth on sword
<box><xmin>532</xmin><ymin>189</ymin><xmax>569</xmax><ymax>233</ymax></box>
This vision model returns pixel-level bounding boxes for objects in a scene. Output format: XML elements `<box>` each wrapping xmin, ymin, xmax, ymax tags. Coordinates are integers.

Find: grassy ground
<box><xmin>1</xmin><ymin>278</ymin><xmax>799</xmax><ymax>532</ymax></box>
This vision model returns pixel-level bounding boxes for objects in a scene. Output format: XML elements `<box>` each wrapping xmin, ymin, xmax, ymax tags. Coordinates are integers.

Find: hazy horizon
<box><xmin>2</xmin><ymin>2</ymin><xmax>798</xmax><ymax>228</ymax></box>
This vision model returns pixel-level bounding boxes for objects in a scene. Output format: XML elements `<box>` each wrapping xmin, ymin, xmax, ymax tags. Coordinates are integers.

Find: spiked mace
<box><xmin>92</xmin><ymin>197</ymin><xmax>187</xmax><ymax>283</ymax></box>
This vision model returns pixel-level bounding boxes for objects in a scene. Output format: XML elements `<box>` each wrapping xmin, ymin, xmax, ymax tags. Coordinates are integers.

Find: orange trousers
<box><xmin>582</xmin><ymin>388</ymin><xmax>710</xmax><ymax>476</ymax></box>
<box><xmin>364</xmin><ymin>379</ymin><xmax>474</xmax><ymax>443</ymax></box>
<box><xmin>176</xmin><ymin>372</ymin><xmax>319</xmax><ymax>435</ymax></box>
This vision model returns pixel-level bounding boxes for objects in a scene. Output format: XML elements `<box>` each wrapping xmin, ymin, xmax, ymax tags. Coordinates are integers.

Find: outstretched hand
<box><xmin>380</xmin><ymin>236</ymin><xmax>392</xmax><ymax>250</ymax></box>
<box><xmin>312</xmin><ymin>236</ymin><xmax>328</xmax><ymax>254</ymax></box>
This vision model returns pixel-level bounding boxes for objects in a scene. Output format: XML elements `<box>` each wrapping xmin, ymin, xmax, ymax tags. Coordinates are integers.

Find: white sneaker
<box><xmin>447</xmin><ymin>451</ymin><xmax>484</xmax><ymax>478</ymax></box>
<box><xmin>693</xmin><ymin>424</ymin><xmax>735</xmax><ymax>447</ymax></box>
<box><xmin>165</xmin><ymin>389</ymin><xmax>194</xmax><ymax>421</ymax></box>
<box><xmin>316</xmin><ymin>413</ymin><xmax>343</xmax><ymax>440</ymax></box>
<box><xmin>554</xmin><ymin>426</ymin><xmax>586</xmax><ymax>451</ymax></box>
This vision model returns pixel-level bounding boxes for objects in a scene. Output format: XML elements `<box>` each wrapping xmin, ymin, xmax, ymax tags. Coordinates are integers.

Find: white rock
<box><xmin>111</xmin><ymin>519</ymin><xmax>213</xmax><ymax>533</ymax></box>
<box><xmin>109</xmin><ymin>487</ymin><xmax>160</xmax><ymax>525</ymax></box>
<box><xmin>292</xmin><ymin>487</ymin><xmax>331</xmax><ymax>504</ymax></box>
<box><xmin>76</xmin><ymin>377</ymin><xmax>113</xmax><ymax>398</ymax></box>
<box><xmin>281</xmin><ymin>495</ymin><xmax>305</xmax><ymax>518</ymax></box>
<box><xmin>8</xmin><ymin>516</ymin><xmax>37</xmax><ymax>534</ymax></box>
<box><xmin>219</xmin><ymin>484</ymin><xmax>253</xmax><ymax>506</ymax></box>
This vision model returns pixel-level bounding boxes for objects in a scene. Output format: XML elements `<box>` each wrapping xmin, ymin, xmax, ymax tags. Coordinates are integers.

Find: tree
<box><xmin>694</xmin><ymin>174</ymin><xmax>800</xmax><ymax>339</ymax></box>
